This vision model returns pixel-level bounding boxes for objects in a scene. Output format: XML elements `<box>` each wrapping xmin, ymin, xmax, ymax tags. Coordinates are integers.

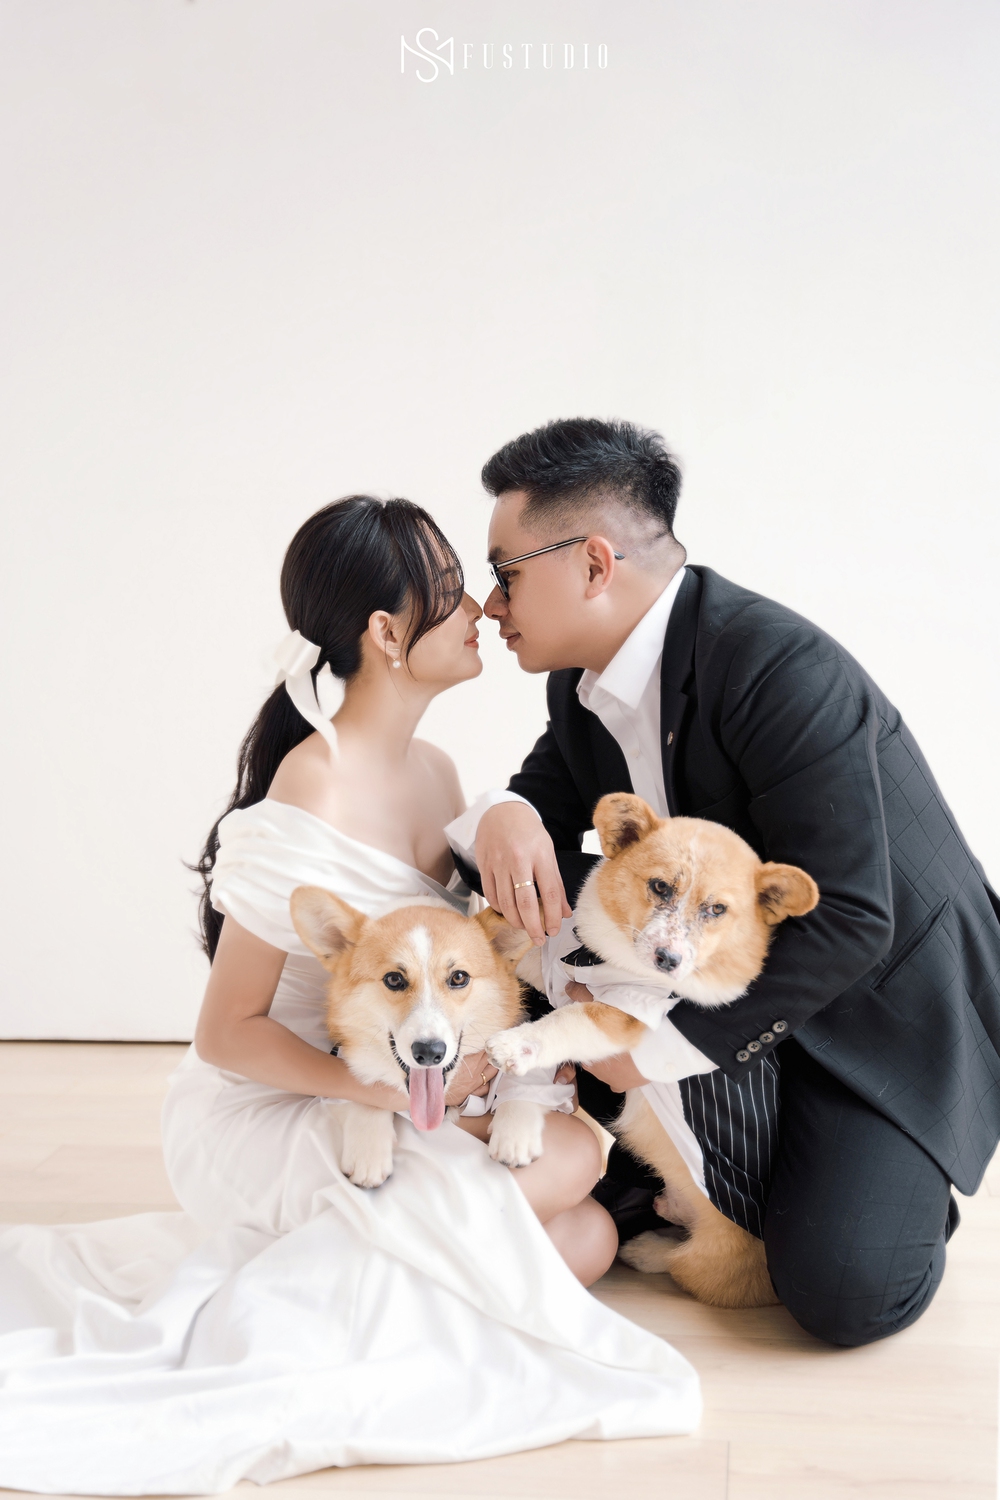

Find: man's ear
<box><xmin>593</xmin><ymin>793</ymin><xmax>661</xmax><ymax>859</ymax></box>
<box><xmin>475</xmin><ymin>905</ymin><xmax>535</xmax><ymax>965</ymax></box>
<box><xmin>290</xmin><ymin>887</ymin><xmax>366</xmax><ymax>969</ymax></box>
<box><xmin>755</xmin><ymin>864</ymin><xmax>820</xmax><ymax>926</ymax></box>
<box><xmin>582</xmin><ymin>536</ymin><xmax>619</xmax><ymax>598</ymax></box>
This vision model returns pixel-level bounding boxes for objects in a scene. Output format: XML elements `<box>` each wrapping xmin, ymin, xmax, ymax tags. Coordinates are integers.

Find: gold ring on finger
<box><xmin>512</xmin><ymin>880</ymin><xmax>535</xmax><ymax>890</ymax></box>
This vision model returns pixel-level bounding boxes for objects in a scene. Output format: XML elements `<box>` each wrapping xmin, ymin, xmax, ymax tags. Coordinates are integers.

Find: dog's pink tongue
<box><xmin>408</xmin><ymin>1066</ymin><xmax>446</xmax><ymax>1131</ymax></box>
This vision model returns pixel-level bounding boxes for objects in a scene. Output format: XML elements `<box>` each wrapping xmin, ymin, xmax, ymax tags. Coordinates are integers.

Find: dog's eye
<box><xmin>648</xmin><ymin>878</ymin><xmax>673</xmax><ymax>901</ymax></box>
<box><xmin>447</xmin><ymin>970</ymin><xmax>471</xmax><ymax>989</ymax></box>
<box><xmin>382</xmin><ymin>971</ymin><xmax>408</xmax><ymax>990</ymax></box>
<box><xmin>709</xmin><ymin>903</ymin><xmax>727</xmax><ymax>918</ymax></box>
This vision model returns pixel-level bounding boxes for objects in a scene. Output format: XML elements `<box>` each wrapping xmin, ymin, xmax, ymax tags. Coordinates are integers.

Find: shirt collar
<box><xmin>578</xmin><ymin>566</ymin><xmax>687</xmax><ymax>712</ymax></box>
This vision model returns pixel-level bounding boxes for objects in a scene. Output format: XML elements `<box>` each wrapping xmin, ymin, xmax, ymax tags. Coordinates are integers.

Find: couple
<box><xmin>2</xmin><ymin>418</ymin><xmax>999</xmax><ymax>1494</ymax></box>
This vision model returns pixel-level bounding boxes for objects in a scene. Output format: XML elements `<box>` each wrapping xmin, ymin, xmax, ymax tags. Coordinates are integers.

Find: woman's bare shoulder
<box><xmin>266</xmin><ymin>734</ymin><xmax>341</xmax><ymax>818</ymax></box>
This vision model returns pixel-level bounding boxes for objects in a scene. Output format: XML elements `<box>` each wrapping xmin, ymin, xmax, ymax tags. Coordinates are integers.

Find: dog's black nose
<box><xmin>411</xmin><ymin>1037</ymin><xmax>447</xmax><ymax>1066</ymax></box>
<box><xmin>654</xmin><ymin>948</ymin><xmax>683</xmax><ymax>973</ymax></box>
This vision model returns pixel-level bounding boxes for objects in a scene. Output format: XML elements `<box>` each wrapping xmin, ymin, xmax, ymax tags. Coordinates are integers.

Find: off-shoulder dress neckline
<box><xmin>258</xmin><ymin>796</ymin><xmax>465</xmax><ymax>908</ymax></box>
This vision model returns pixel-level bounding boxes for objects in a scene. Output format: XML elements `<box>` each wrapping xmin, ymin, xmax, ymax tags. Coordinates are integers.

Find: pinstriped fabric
<box><xmin>679</xmin><ymin>1055</ymin><xmax>781</xmax><ymax>1239</ymax></box>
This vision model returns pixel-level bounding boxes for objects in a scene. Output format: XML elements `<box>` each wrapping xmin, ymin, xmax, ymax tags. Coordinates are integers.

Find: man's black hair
<box><xmin>481</xmin><ymin>417</ymin><xmax>682</xmax><ymax>535</ymax></box>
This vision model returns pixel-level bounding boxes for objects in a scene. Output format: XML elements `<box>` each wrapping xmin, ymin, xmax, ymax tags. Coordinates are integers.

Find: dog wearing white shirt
<box><xmin>489</xmin><ymin>792</ymin><xmax>819</xmax><ymax>1309</ymax></box>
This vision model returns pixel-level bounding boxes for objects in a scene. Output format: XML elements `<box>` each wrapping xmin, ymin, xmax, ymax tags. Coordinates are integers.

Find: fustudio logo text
<box><xmin>401</xmin><ymin>29</ymin><xmax>609</xmax><ymax>82</ymax></box>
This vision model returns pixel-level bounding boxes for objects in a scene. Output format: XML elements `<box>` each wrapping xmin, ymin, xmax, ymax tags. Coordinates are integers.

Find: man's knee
<box><xmin>775</xmin><ymin>1282</ymin><xmax>887</xmax><ymax>1348</ymax></box>
<box><xmin>768</xmin><ymin>1235</ymin><xmax>947</xmax><ymax>1348</ymax></box>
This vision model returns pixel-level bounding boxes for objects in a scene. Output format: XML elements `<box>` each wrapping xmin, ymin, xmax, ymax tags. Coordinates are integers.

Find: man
<box><xmin>449</xmin><ymin>416</ymin><xmax>1000</xmax><ymax>1347</ymax></box>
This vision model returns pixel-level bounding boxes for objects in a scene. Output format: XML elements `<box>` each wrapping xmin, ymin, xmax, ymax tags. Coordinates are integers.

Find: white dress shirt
<box><xmin>445</xmin><ymin>566</ymin><xmax>718</xmax><ymax>1083</ymax></box>
<box><xmin>575</xmin><ymin>565</ymin><xmax>685</xmax><ymax>815</ymax></box>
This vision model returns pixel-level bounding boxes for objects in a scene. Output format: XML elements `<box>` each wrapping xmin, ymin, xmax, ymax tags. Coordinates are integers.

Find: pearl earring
<box><xmin>392</xmin><ymin>658</ymin><xmax>402</xmax><ymax>670</ymax></box>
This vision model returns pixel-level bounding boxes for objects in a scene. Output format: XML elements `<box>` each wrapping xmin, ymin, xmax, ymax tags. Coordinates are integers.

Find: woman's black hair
<box><xmin>194</xmin><ymin>495</ymin><xmax>464</xmax><ymax>959</ymax></box>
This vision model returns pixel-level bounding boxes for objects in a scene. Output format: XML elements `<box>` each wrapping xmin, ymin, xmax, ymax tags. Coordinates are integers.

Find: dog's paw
<box><xmin>487</xmin><ymin>1025</ymin><xmax>542</xmax><ymax>1077</ymax></box>
<box><xmin>618</xmin><ymin>1229</ymin><xmax>683</xmax><ymax>1274</ymax></box>
<box><xmin>341</xmin><ymin>1146</ymin><xmax>394</xmax><ymax>1189</ymax></box>
<box><xmin>488</xmin><ymin>1100</ymin><xmax>546</xmax><ymax>1167</ymax></box>
<box><xmin>331</xmin><ymin>1102</ymin><xmax>396</xmax><ymax>1188</ymax></box>
<box><xmin>339</xmin><ymin>1130</ymin><xmax>394</xmax><ymax>1188</ymax></box>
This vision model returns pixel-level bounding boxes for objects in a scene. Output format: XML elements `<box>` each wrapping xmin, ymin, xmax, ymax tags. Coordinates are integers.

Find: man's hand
<box><xmin>565</xmin><ymin>980</ymin><xmax>650</xmax><ymax>1092</ymax></box>
<box><xmin>564</xmin><ymin>980</ymin><xmax>595</xmax><ymax>1005</ymax></box>
<box><xmin>476</xmin><ymin>802</ymin><xmax>571</xmax><ymax>946</ymax></box>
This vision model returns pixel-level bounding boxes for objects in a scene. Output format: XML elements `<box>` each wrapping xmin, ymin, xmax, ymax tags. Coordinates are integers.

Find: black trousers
<box><xmin>581</xmin><ymin>1039</ymin><xmax>958</xmax><ymax>1348</ymax></box>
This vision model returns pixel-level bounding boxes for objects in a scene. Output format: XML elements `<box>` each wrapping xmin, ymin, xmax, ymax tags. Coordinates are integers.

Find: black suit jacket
<box><xmin>502</xmin><ymin>566</ymin><xmax>1000</xmax><ymax>1195</ymax></box>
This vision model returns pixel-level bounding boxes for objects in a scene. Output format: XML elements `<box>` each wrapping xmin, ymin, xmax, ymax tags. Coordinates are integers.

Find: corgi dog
<box><xmin>290</xmin><ymin>889</ymin><xmax>547</xmax><ymax>1188</ymax></box>
<box><xmin>488</xmin><ymin>792</ymin><xmax>819</xmax><ymax>1309</ymax></box>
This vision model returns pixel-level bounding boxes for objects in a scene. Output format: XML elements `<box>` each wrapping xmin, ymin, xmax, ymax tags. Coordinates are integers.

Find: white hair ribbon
<box><xmin>273</xmin><ymin>630</ymin><xmax>344</xmax><ymax>758</ymax></box>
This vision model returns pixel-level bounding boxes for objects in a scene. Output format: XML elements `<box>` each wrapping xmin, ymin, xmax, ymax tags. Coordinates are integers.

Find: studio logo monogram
<box><xmin>400</xmin><ymin>30</ymin><xmax>608</xmax><ymax>81</ymax></box>
<box><xmin>399</xmin><ymin>29</ymin><xmax>454</xmax><ymax>83</ymax></box>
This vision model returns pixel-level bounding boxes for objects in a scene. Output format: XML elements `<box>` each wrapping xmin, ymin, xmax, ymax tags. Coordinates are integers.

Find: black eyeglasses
<box><xmin>488</xmin><ymin>536</ymin><xmax>625</xmax><ymax>600</ymax></box>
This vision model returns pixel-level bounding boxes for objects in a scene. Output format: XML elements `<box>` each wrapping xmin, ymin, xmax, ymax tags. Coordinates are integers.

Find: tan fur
<box><xmin>587</xmin><ymin>793</ymin><xmax>819</xmax><ymax>1006</ymax></box>
<box><xmin>487</xmin><ymin>793</ymin><xmax>819</xmax><ymax>1309</ymax></box>
<box><xmin>290</xmin><ymin>890</ymin><xmax>545</xmax><ymax>1184</ymax></box>
<box><xmin>615</xmin><ymin>1093</ymin><xmax>778</xmax><ymax>1308</ymax></box>
<box><xmin>289</xmin><ymin>893</ymin><xmax>525</xmax><ymax>1080</ymax></box>
<box><xmin>476</xmin><ymin>905</ymin><xmax>536</xmax><ymax>964</ymax></box>
<box><xmin>580</xmin><ymin>1002</ymin><xmax>647</xmax><ymax>1048</ymax></box>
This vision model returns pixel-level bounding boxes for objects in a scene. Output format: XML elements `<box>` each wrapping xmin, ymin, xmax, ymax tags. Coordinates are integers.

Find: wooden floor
<box><xmin>0</xmin><ymin>1042</ymin><xmax>997</xmax><ymax>1500</ymax></box>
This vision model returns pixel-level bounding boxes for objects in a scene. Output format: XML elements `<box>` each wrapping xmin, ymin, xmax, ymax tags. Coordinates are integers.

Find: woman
<box><xmin>177</xmin><ymin>495</ymin><xmax>614</xmax><ymax>1272</ymax></box>
<box><xmin>0</xmin><ymin>497</ymin><xmax>699</xmax><ymax>1495</ymax></box>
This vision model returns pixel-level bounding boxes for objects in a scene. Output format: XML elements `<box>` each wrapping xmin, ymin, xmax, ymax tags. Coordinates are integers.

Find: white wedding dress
<box><xmin>0</xmin><ymin>799</ymin><xmax>700</xmax><ymax>1495</ymax></box>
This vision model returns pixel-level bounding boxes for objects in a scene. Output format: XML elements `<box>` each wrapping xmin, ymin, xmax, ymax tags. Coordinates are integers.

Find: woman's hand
<box><xmin>445</xmin><ymin>1050</ymin><xmax>498</xmax><ymax>1107</ymax></box>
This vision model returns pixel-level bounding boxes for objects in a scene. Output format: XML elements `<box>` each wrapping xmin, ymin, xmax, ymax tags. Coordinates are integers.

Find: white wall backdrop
<box><xmin>1</xmin><ymin>0</ymin><xmax>998</xmax><ymax>1038</ymax></box>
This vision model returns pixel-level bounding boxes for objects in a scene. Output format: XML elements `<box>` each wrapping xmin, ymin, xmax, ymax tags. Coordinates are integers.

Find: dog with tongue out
<box><xmin>289</xmin><ymin>888</ymin><xmax>549</xmax><ymax>1187</ymax></box>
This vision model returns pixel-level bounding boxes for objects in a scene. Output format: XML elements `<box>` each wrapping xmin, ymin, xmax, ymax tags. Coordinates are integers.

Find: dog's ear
<box><xmin>593</xmin><ymin>793</ymin><xmax>661</xmax><ymax>859</ymax></box>
<box><xmin>475</xmin><ymin>906</ymin><xmax>535</xmax><ymax>965</ymax></box>
<box><xmin>290</xmin><ymin>886</ymin><xmax>366</xmax><ymax>968</ymax></box>
<box><xmin>755</xmin><ymin>864</ymin><xmax>820</xmax><ymax>926</ymax></box>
